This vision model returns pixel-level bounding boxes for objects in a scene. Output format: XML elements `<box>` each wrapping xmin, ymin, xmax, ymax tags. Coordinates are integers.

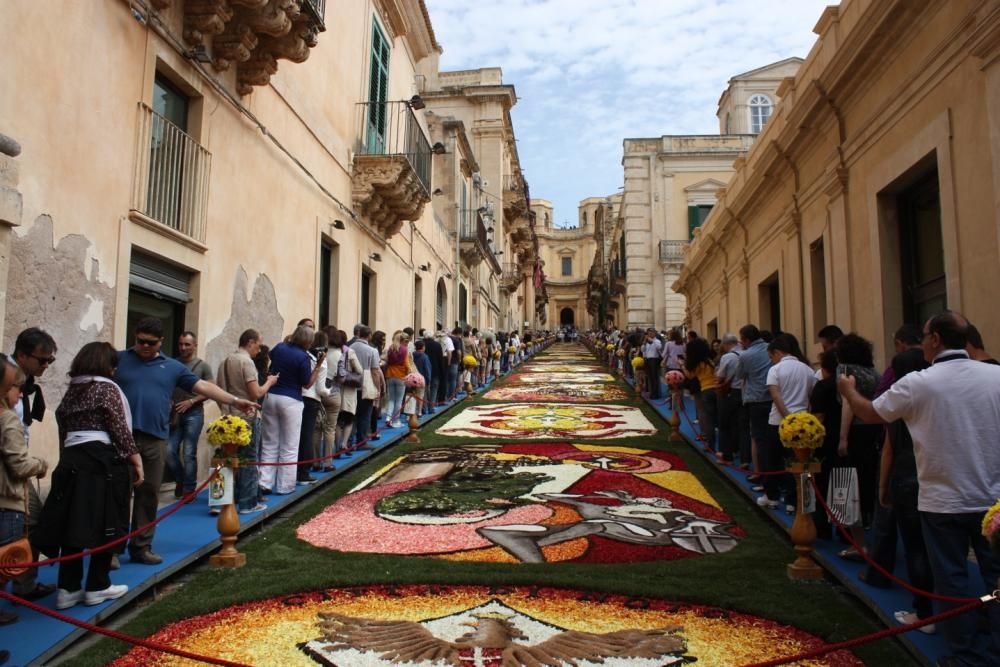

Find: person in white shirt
<box><xmin>641</xmin><ymin>328</ymin><xmax>664</xmax><ymax>400</ymax></box>
<box><xmin>840</xmin><ymin>312</ymin><xmax>1000</xmax><ymax>666</ymax></box>
<box><xmin>758</xmin><ymin>334</ymin><xmax>816</xmax><ymax>509</ymax></box>
<box><xmin>297</xmin><ymin>330</ymin><xmax>330</xmax><ymax>485</ymax></box>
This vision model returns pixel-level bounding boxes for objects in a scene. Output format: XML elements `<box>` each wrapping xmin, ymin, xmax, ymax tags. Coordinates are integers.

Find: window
<box><xmin>319</xmin><ymin>240</ymin><xmax>339</xmax><ymax>328</ymax></box>
<box><xmin>148</xmin><ymin>74</ymin><xmax>190</xmax><ymax>230</ymax></box>
<box><xmin>366</xmin><ymin>20</ymin><xmax>390</xmax><ymax>154</ymax></box>
<box><xmin>748</xmin><ymin>94</ymin><xmax>772</xmax><ymax>134</ymax></box>
<box><xmin>413</xmin><ymin>275</ymin><xmax>422</xmax><ymax>332</ymax></box>
<box><xmin>435</xmin><ymin>279</ymin><xmax>447</xmax><ymax>330</ymax></box>
<box><xmin>127</xmin><ymin>250</ymin><xmax>190</xmax><ymax>357</ymax></box>
<box><xmin>458</xmin><ymin>283</ymin><xmax>468</xmax><ymax>326</ymax></box>
<box><xmin>758</xmin><ymin>272</ymin><xmax>781</xmax><ymax>333</ymax></box>
<box><xmin>809</xmin><ymin>238</ymin><xmax>827</xmax><ymax>341</ymax></box>
<box><xmin>361</xmin><ymin>268</ymin><xmax>375</xmax><ymax>327</ymax></box>
<box><xmin>561</xmin><ymin>257</ymin><xmax>572</xmax><ymax>276</ymax></box>
<box><xmin>899</xmin><ymin>171</ymin><xmax>945</xmax><ymax>323</ymax></box>
<box><xmin>687</xmin><ymin>205</ymin><xmax>713</xmax><ymax>239</ymax></box>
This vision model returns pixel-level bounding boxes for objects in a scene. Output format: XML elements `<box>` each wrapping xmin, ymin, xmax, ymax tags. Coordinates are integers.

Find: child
<box><xmin>0</xmin><ymin>354</ymin><xmax>48</xmax><ymax>625</ymax></box>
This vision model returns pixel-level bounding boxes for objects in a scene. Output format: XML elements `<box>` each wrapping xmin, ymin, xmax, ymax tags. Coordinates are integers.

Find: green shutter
<box><xmin>367</xmin><ymin>21</ymin><xmax>390</xmax><ymax>153</ymax></box>
<box><xmin>688</xmin><ymin>206</ymin><xmax>699</xmax><ymax>240</ymax></box>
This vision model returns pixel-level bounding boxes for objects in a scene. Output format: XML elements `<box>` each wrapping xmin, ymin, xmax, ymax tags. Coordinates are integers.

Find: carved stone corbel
<box><xmin>184</xmin><ymin>0</ymin><xmax>233</xmax><ymax>45</ymax></box>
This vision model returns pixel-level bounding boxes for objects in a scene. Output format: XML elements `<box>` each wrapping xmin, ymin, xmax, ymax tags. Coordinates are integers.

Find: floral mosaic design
<box><xmin>113</xmin><ymin>586</ymin><xmax>863</xmax><ymax>667</ymax></box>
<box><xmin>521</xmin><ymin>364</ymin><xmax>605</xmax><ymax>373</ymax></box>
<box><xmin>509</xmin><ymin>372</ymin><xmax>616</xmax><ymax>384</ymax></box>
<box><xmin>437</xmin><ymin>404</ymin><xmax>654</xmax><ymax>440</ymax></box>
<box><xmin>296</xmin><ymin>443</ymin><xmax>743</xmax><ymax>563</ymax></box>
<box><xmin>482</xmin><ymin>384</ymin><xmax>630</xmax><ymax>403</ymax></box>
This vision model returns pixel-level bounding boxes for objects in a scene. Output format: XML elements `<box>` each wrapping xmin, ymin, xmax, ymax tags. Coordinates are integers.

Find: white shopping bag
<box><xmin>827</xmin><ymin>467</ymin><xmax>860</xmax><ymax>526</ymax></box>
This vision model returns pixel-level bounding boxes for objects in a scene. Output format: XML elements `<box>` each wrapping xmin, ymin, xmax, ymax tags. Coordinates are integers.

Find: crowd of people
<box><xmin>0</xmin><ymin>318</ymin><xmax>546</xmax><ymax>627</ymax></box>
<box><xmin>595</xmin><ymin>312</ymin><xmax>1000</xmax><ymax>667</ymax></box>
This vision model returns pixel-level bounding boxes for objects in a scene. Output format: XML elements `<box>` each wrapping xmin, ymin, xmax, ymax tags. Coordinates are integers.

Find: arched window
<box><xmin>748</xmin><ymin>94</ymin><xmax>772</xmax><ymax>134</ymax></box>
<box><xmin>435</xmin><ymin>278</ymin><xmax>447</xmax><ymax>330</ymax></box>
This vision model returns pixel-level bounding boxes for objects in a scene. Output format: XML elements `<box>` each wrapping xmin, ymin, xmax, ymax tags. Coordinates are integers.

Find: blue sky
<box><xmin>424</xmin><ymin>0</ymin><xmax>831</xmax><ymax>226</ymax></box>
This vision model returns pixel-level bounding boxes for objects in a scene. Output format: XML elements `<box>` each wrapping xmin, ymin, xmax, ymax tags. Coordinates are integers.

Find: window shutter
<box><xmin>367</xmin><ymin>22</ymin><xmax>390</xmax><ymax>152</ymax></box>
<box><xmin>688</xmin><ymin>206</ymin><xmax>700</xmax><ymax>240</ymax></box>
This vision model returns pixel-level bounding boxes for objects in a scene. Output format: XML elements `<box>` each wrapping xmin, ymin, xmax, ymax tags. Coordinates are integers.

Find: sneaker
<box><xmin>756</xmin><ymin>495</ymin><xmax>779</xmax><ymax>509</ymax></box>
<box><xmin>55</xmin><ymin>588</ymin><xmax>84</xmax><ymax>610</ymax></box>
<box><xmin>785</xmin><ymin>504</ymin><xmax>796</xmax><ymax>514</ymax></box>
<box><xmin>894</xmin><ymin>610</ymin><xmax>935</xmax><ymax>634</ymax></box>
<box><xmin>21</xmin><ymin>583</ymin><xmax>56</xmax><ymax>600</ymax></box>
<box><xmin>84</xmin><ymin>584</ymin><xmax>128</xmax><ymax>606</ymax></box>
<box><xmin>390</xmin><ymin>421</ymin><xmax>403</xmax><ymax>429</ymax></box>
<box><xmin>297</xmin><ymin>476</ymin><xmax>318</xmax><ymax>485</ymax></box>
<box><xmin>210</xmin><ymin>507</ymin><xmax>221</xmax><ymax>515</ymax></box>
<box><xmin>239</xmin><ymin>503</ymin><xmax>268</xmax><ymax>514</ymax></box>
<box><xmin>129</xmin><ymin>549</ymin><xmax>163</xmax><ymax>565</ymax></box>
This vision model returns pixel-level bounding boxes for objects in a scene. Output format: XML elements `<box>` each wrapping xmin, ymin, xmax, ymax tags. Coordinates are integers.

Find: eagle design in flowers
<box><xmin>302</xmin><ymin>601</ymin><xmax>691</xmax><ymax>666</ymax></box>
<box><xmin>437</xmin><ymin>404</ymin><xmax>654</xmax><ymax>439</ymax></box>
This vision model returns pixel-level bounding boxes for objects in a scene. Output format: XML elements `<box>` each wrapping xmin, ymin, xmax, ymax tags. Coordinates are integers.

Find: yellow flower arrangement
<box><xmin>778</xmin><ymin>412</ymin><xmax>825</xmax><ymax>449</ymax></box>
<box><xmin>463</xmin><ymin>354</ymin><xmax>479</xmax><ymax>368</ymax></box>
<box><xmin>982</xmin><ymin>499</ymin><xmax>1000</xmax><ymax>552</ymax></box>
<box><xmin>508</xmin><ymin>345</ymin><xmax>517</xmax><ymax>354</ymax></box>
<box><xmin>606</xmin><ymin>343</ymin><xmax>615</xmax><ymax>351</ymax></box>
<box><xmin>631</xmin><ymin>356</ymin><xmax>645</xmax><ymax>369</ymax></box>
<box><xmin>206</xmin><ymin>415</ymin><xmax>252</xmax><ymax>447</ymax></box>
<box><xmin>493</xmin><ymin>350</ymin><xmax>501</xmax><ymax>359</ymax></box>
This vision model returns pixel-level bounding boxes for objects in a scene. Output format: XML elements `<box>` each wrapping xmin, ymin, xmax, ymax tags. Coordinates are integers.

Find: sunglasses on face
<box><xmin>30</xmin><ymin>354</ymin><xmax>56</xmax><ymax>365</ymax></box>
<box><xmin>136</xmin><ymin>337</ymin><xmax>162</xmax><ymax>347</ymax></box>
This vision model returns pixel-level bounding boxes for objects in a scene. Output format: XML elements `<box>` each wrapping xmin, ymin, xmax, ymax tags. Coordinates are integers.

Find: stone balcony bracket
<box><xmin>351</xmin><ymin>155</ymin><xmax>431</xmax><ymax>241</ymax></box>
<box><xmin>162</xmin><ymin>0</ymin><xmax>326</xmax><ymax>95</ymax></box>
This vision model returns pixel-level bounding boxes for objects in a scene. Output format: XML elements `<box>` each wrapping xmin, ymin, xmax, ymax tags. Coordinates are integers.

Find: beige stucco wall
<box><xmin>676</xmin><ymin>0</ymin><xmax>1000</xmax><ymax>368</ymax></box>
<box><xmin>0</xmin><ymin>0</ymin><xmax>498</xmax><ymax>480</ymax></box>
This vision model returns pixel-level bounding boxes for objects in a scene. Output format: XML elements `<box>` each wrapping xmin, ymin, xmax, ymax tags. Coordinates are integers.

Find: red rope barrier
<box><xmin>0</xmin><ymin>591</ymin><xmax>251</xmax><ymax>667</ymax></box>
<box><xmin>4</xmin><ymin>468</ymin><xmax>221</xmax><ymax>570</ymax></box>
<box><xmin>807</xmin><ymin>475</ymin><xmax>980</xmax><ymax>604</ymax></box>
<box><xmin>739</xmin><ymin>596</ymin><xmax>992</xmax><ymax>667</ymax></box>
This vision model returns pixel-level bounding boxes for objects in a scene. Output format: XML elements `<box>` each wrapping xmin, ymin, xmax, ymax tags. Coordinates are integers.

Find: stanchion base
<box><xmin>210</xmin><ymin>552</ymin><xmax>247</xmax><ymax>568</ymax></box>
<box><xmin>405</xmin><ymin>431</ymin><xmax>420</xmax><ymax>443</ymax></box>
<box><xmin>787</xmin><ymin>559</ymin><xmax>824</xmax><ymax>581</ymax></box>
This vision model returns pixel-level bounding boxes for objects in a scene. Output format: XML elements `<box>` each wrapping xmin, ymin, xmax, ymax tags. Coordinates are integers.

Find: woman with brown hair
<box><xmin>36</xmin><ymin>342</ymin><xmax>142</xmax><ymax>610</ymax></box>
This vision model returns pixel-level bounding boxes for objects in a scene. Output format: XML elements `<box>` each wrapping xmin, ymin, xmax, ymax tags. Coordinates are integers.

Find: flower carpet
<box><xmin>113</xmin><ymin>585</ymin><xmax>863</xmax><ymax>667</ymax></box>
<box><xmin>84</xmin><ymin>343</ymin><xmax>913</xmax><ymax>666</ymax></box>
<box><xmin>296</xmin><ymin>443</ymin><xmax>743</xmax><ymax>562</ymax></box>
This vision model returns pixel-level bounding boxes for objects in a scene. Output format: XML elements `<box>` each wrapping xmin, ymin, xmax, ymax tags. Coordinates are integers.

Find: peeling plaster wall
<box><xmin>204</xmin><ymin>268</ymin><xmax>285</xmax><ymax>373</ymax></box>
<box><xmin>3</xmin><ymin>215</ymin><xmax>116</xmax><ymax>474</ymax></box>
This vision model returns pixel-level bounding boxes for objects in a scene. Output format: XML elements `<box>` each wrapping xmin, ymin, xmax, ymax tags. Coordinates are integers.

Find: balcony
<box><xmin>659</xmin><ymin>239</ymin><xmax>689</xmax><ymax>266</ymax></box>
<box><xmin>352</xmin><ymin>100</ymin><xmax>433</xmax><ymax>240</ymax></box>
<box><xmin>503</xmin><ymin>173</ymin><xmax>528</xmax><ymax>221</ymax></box>
<box><xmin>500</xmin><ymin>263</ymin><xmax>522</xmax><ymax>292</ymax></box>
<box><xmin>131</xmin><ymin>103</ymin><xmax>212</xmax><ymax>244</ymax></box>
<box><xmin>460</xmin><ymin>210</ymin><xmax>500</xmax><ymax>273</ymax></box>
<box><xmin>161</xmin><ymin>0</ymin><xmax>326</xmax><ymax>95</ymax></box>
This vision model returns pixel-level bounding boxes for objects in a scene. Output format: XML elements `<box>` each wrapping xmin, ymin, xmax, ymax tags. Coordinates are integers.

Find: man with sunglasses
<box><xmin>117</xmin><ymin>317</ymin><xmax>258</xmax><ymax>565</ymax></box>
<box><xmin>9</xmin><ymin>327</ymin><xmax>58</xmax><ymax>601</ymax></box>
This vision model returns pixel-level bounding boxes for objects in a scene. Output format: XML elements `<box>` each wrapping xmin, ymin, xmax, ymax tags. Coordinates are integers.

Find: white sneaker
<box><xmin>756</xmin><ymin>495</ymin><xmax>778</xmax><ymax>509</ymax></box>
<box><xmin>84</xmin><ymin>584</ymin><xmax>128</xmax><ymax>606</ymax></box>
<box><xmin>55</xmin><ymin>588</ymin><xmax>84</xmax><ymax>610</ymax></box>
<box><xmin>894</xmin><ymin>610</ymin><xmax>935</xmax><ymax>634</ymax></box>
<box><xmin>239</xmin><ymin>503</ymin><xmax>268</xmax><ymax>515</ymax></box>
<box><xmin>786</xmin><ymin>504</ymin><xmax>796</xmax><ymax>514</ymax></box>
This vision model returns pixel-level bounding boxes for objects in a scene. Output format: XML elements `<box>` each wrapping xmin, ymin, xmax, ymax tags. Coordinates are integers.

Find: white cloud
<box><xmin>425</xmin><ymin>0</ymin><xmax>830</xmax><ymax>223</ymax></box>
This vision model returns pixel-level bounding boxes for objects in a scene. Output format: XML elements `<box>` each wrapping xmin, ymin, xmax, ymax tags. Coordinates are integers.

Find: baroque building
<box><xmin>674</xmin><ymin>0</ymin><xmax>1000</xmax><ymax>365</ymax></box>
<box><xmin>0</xmin><ymin>0</ymin><xmax>536</xmax><ymax>478</ymax></box>
<box><xmin>615</xmin><ymin>59</ymin><xmax>800</xmax><ymax>331</ymax></box>
<box><xmin>533</xmin><ymin>199</ymin><xmax>598</xmax><ymax>330</ymax></box>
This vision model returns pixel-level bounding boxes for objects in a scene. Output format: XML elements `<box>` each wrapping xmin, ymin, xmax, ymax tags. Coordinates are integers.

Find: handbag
<box><xmin>336</xmin><ymin>347</ymin><xmax>363</xmax><ymax>388</ymax></box>
<box><xmin>0</xmin><ymin>492</ymin><xmax>33</xmax><ymax>581</ymax></box>
<box><xmin>827</xmin><ymin>467</ymin><xmax>861</xmax><ymax>526</ymax></box>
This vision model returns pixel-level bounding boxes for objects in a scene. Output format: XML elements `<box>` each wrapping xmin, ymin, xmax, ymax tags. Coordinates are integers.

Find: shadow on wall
<box><xmin>4</xmin><ymin>215</ymin><xmax>115</xmax><ymax>406</ymax></box>
<box><xmin>204</xmin><ymin>268</ymin><xmax>284</xmax><ymax>372</ymax></box>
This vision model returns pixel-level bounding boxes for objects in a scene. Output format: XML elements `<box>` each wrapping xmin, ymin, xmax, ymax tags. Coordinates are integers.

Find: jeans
<box><xmin>424</xmin><ymin>377</ymin><xmax>439</xmax><ymax>415</ymax></box>
<box><xmin>235</xmin><ymin>417</ymin><xmax>262</xmax><ymax>511</ymax></box>
<box><xmin>354</xmin><ymin>398</ymin><xmax>374</xmax><ymax>447</ymax></box>
<box><xmin>920</xmin><ymin>511</ymin><xmax>1000</xmax><ymax>666</ymax></box>
<box><xmin>259</xmin><ymin>394</ymin><xmax>304</xmax><ymax>495</ymax></box>
<box><xmin>297</xmin><ymin>398</ymin><xmax>321</xmax><ymax>481</ymax></box>
<box><xmin>0</xmin><ymin>510</ymin><xmax>25</xmax><ymax>546</ymax></box>
<box><xmin>718</xmin><ymin>388</ymin><xmax>743</xmax><ymax>461</ymax></box>
<box><xmin>447</xmin><ymin>364</ymin><xmax>460</xmax><ymax>400</ymax></box>
<box><xmin>694</xmin><ymin>390</ymin><xmax>718</xmax><ymax>450</ymax></box>
<box><xmin>644</xmin><ymin>357</ymin><xmax>661</xmax><ymax>399</ymax></box>
<box><xmin>384</xmin><ymin>378</ymin><xmax>406</xmax><ymax>425</ymax></box>
<box><xmin>167</xmin><ymin>408</ymin><xmax>204</xmax><ymax>493</ymax></box>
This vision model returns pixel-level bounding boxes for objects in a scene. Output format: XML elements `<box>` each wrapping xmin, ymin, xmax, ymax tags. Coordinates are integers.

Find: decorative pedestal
<box><xmin>787</xmin><ymin>455</ymin><xmax>823</xmax><ymax>581</ymax></box>
<box><xmin>465</xmin><ymin>381</ymin><xmax>475</xmax><ymax>399</ymax></box>
<box><xmin>209</xmin><ymin>455</ymin><xmax>246</xmax><ymax>568</ymax></box>
<box><xmin>406</xmin><ymin>411</ymin><xmax>420</xmax><ymax>443</ymax></box>
<box><xmin>669</xmin><ymin>390</ymin><xmax>683</xmax><ymax>443</ymax></box>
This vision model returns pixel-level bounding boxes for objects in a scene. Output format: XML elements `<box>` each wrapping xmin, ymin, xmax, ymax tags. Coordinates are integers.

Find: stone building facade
<box><xmin>0</xmin><ymin>0</ymin><xmax>536</xmax><ymax>478</ymax></box>
<box><xmin>675</xmin><ymin>0</ymin><xmax>1000</xmax><ymax>366</ymax></box>
<box><xmin>534</xmin><ymin>199</ymin><xmax>598</xmax><ymax>330</ymax></box>
<box><xmin>617</xmin><ymin>60</ymin><xmax>798</xmax><ymax>331</ymax></box>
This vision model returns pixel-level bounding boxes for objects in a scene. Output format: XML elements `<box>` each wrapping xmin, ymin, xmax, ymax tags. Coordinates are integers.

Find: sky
<box><xmin>424</xmin><ymin>0</ymin><xmax>832</xmax><ymax>226</ymax></box>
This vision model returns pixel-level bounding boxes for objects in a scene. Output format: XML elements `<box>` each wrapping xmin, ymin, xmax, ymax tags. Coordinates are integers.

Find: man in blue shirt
<box><xmin>117</xmin><ymin>317</ymin><xmax>257</xmax><ymax>565</ymax></box>
<box><xmin>736</xmin><ymin>324</ymin><xmax>773</xmax><ymax>482</ymax></box>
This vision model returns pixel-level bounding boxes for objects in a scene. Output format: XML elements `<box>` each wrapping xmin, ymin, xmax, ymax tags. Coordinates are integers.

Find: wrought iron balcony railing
<box><xmin>355</xmin><ymin>100</ymin><xmax>432</xmax><ymax>195</ymax></box>
<box><xmin>659</xmin><ymin>239</ymin><xmax>689</xmax><ymax>264</ymax></box>
<box><xmin>300</xmin><ymin>0</ymin><xmax>326</xmax><ymax>30</ymax></box>
<box><xmin>132</xmin><ymin>103</ymin><xmax>212</xmax><ymax>243</ymax></box>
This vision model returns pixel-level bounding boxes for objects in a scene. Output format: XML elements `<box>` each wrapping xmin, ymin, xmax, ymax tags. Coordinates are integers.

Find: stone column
<box><xmin>0</xmin><ymin>133</ymin><xmax>23</xmax><ymax>348</ymax></box>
